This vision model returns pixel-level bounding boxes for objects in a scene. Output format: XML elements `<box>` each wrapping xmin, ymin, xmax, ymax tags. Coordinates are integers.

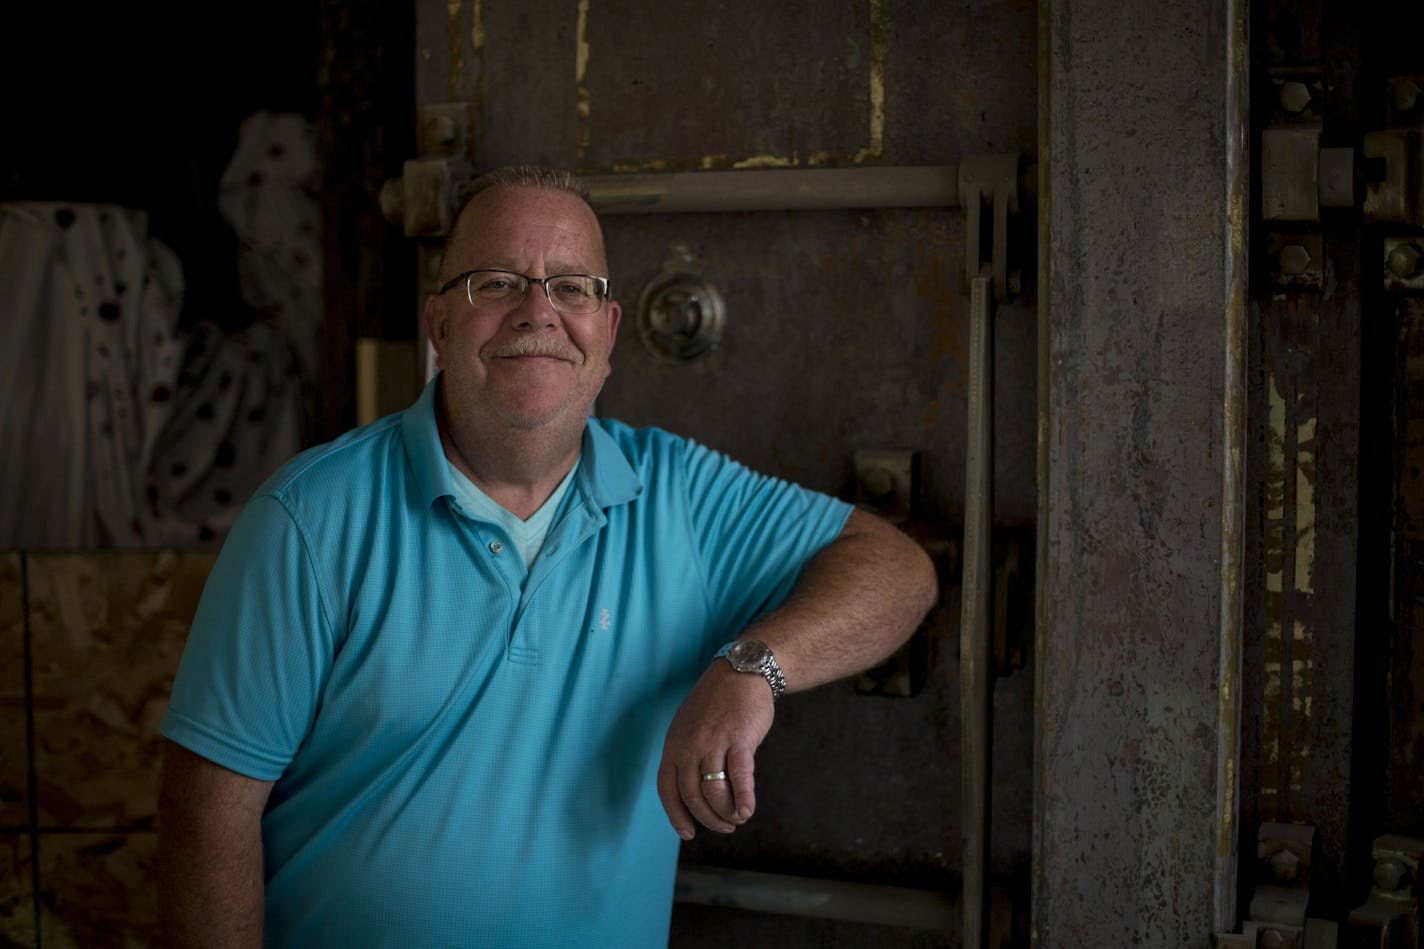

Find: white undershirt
<box><xmin>446</xmin><ymin>458</ymin><xmax>580</xmax><ymax>570</ymax></box>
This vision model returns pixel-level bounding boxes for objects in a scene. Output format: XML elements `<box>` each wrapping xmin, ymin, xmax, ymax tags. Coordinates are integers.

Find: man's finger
<box><xmin>680</xmin><ymin>762</ymin><xmax>735</xmax><ymax>833</ymax></box>
<box><xmin>698</xmin><ymin>760</ymin><xmax>738</xmax><ymax>824</ymax></box>
<box><xmin>657</xmin><ymin>760</ymin><xmax>695</xmax><ymax>840</ymax></box>
<box><xmin>726</xmin><ymin>745</ymin><xmax>757</xmax><ymax>822</ymax></box>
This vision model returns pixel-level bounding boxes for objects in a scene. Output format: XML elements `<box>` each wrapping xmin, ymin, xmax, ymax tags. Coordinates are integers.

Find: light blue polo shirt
<box><xmin>161</xmin><ymin>375</ymin><xmax>852</xmax><ymax>949</ymax></box>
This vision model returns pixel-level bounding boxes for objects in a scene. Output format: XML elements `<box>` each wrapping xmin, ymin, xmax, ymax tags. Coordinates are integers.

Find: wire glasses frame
<box><xmin>438</xmin><ymin>269</ymin><xmax>611</xmax><ymax>316</ymax></box>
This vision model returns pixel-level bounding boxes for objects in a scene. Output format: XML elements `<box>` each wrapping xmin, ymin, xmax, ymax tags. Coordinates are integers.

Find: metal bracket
<box><xmin>379</xmin><ymin>102</ymin><xmax>474</xmax><ymax>238</ymax></box>
<box><xmin>958</xmin><ymin>154</ymin><xmax>1024</xmax><ymax>303</ymax></box>
<box><xmin>1343</xmin><ymin>834</ymin><xmax>1423</xmax><ymax>947</ymax></box>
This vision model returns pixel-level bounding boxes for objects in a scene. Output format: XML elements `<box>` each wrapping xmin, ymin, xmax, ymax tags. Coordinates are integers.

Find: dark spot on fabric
<box><xmin>132</xmin><ymin>517</ymin><xmax>143</xmax><ymax>535</ymax></box>
<box><xmin>177</xmin><ymin>372</ymin><xmax>196</xmax><ymax>389</ymax></box>
<box><xmin>151</xmin><ymin>385</ymin><xmax>172</xmax><ymax>402</ymax></box>
<box><xmin>170</xmin><ymin>462</ymin><xmax>188</xmax><ymax>477</ymax></box>
<box><xmin>291</xmin><ymin>251</ymin><xmax>308</xmax><ymax>267</ymax></box>
<box><xmin>55</xmin><ymin>209</ymin><xmax>75</xmax><ymax>228</ymax></box>
<box><xmin>99</xmin><ymin>301</ymin><xmax>121</xmax><ymax>322</ymax></box>
<box><xmin>247</xmin><ymin>406</ymin><xmax>266</xmax><ymax>423</ymax></box>
<box><xmin>96</xmin><ymin>344</ymin><xmax>110</xmax><ymax>358</ymax></box>
<box><xmin>198</xmin><ymin>524</ymin><xmax>215</xmax><ymax>541</ymax></box>
<box><xmin>147</xmin><ymin>485</ymin><xmax>159</xmax><ymax>505</ymax></box>
<box><xmin>248</xmin><ymin>171</ymin><xmax>265</xmax><ymax>186</ymax></box>
<box><xmin>268</xmin><ymin>142</ymin><xmax>286</xmax><ymax>159</ymax></box>
<box><xmin>215</xmin><ymin>441</ymin><xmax>236</xmax><ymax>468</ymax></box>
<box><xmin>218</xmin><ymin>371</ymin><xmax>233</xmax><ymax>391</ymax></box>
<box><xmin>196</xmin><ymin>403</ymin><xmax>214</xmax><ymax>420</ymax></box>
<box><xmin>214</xmin><ymin>488</ymin><xmax>233</xmax><ymax>505</ymax></box>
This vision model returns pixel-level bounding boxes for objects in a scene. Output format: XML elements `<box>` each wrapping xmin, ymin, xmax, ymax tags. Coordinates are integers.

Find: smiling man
<box><xmin>157</xmin><ymin>166</ymin><xmax>938</xmax><ymax>948</ymax></box>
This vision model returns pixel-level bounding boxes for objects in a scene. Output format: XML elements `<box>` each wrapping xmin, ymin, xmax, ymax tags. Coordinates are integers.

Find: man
<box><xmin>158</xmin><ymin>165</ymin><xmax>938</xmax><ymax>948</ymax></box>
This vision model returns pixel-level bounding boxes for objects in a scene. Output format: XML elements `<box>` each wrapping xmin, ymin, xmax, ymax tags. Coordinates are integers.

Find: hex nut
<box><xmin>1279</xmin><ymin>81</ymin><xmax>1312</xmax><ymax>114</ymax></box>
<box><xmin>1268</xmin><ymin>847</ymin><xmax>1300</xmax><ymax>883</ymax></box>
<box><xmin>1392</xmin><ymin>79</ymin><xmax>1421</xmax><ymax>114</ymax></box>
<box><xmin>1277</xmin><ymin>244</ymin><xmax>1313</xmax><ymax>276</ymax></box>
<box><xmin>1387</xmin><ymin>243</ymin><xmax>1423</xmax><ymax>279</ymax></box>
<box><xmin>1373</xmin><ymin>856</ymin><xmax>1409</xmax><ymax>892</ymax></box>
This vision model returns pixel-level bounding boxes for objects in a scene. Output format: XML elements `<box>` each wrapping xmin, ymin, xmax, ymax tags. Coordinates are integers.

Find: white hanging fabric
<box><xmin>0</xmin><ymin>202</ymin><xmax>184</xmax><ymax>548</ymax></box>
<box><xmin>0</xmin><ymin>112</ymin><xmax>321</xmax><ymax>549</ymax></box>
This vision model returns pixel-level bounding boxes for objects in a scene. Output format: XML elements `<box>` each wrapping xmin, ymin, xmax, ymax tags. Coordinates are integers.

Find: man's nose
<box><xmin>509</xmin><ymin>283</ymin><xmax>558</xmax><ymax>328</ymax></box>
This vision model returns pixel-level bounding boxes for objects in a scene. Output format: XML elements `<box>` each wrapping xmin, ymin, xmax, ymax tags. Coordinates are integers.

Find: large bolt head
<box><xmin>1388</xmin><ymin>243</ymin><xmax>1423</xmax><ymax>278</ymax></box>
<box><xmin>1279</xmin><ymin>82</ymin><xmax>1312</xmax><ymax>114</ymax></box>
<box><xmin>1277</xmin><ymin>244</ymin><xmax>1312</xmax><ymax>276</ymax></box>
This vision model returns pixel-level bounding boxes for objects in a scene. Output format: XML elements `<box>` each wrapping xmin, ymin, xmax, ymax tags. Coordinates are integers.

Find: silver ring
<box><xmin>700</xmin><ymin>770</ymin><xmax>729</xmax><ymax>782</ymax></box>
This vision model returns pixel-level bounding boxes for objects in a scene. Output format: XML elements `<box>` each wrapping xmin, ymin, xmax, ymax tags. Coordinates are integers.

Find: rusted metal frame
<box><xmin>674</xmin><ymin>864</ymin><xmax>959</xmax><ymax>931</ymax></box>
<box><xmin>581</xmin><ymin>165</ymin><xmax>962</xmax><ymax>215</ymax></box>
<box><xmin>961</xmin><ymin>272</ymin><xmax>995</xmax><ymax>949</ymax></box>
<box><xmin>957</xmin><ymin>153</ymin><xmax>1023</xmax><ymax>949</ymax></box>
<box><xmin>1216</xmin><ymin>0</ymin><xmax>1250</xmax><ymax>934</ymax></box>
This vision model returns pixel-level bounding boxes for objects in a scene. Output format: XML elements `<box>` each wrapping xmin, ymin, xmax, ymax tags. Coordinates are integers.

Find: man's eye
<box><xmin>475</xmin><ymin>276</ymin><xmax>518</xmax><ymax>292</ymax></box>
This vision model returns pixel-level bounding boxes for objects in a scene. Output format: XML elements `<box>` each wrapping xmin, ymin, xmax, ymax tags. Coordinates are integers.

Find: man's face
<box><xmin>424</xmin><ymin>184</ymin><xmax>622</xmax><ymax>434</ymax></box>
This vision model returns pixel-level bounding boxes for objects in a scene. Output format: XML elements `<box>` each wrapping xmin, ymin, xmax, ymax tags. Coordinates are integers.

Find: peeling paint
<box><xmin>851</xmin><ymin>0</ymin><xmax>885</xmax><ymax>164</ymax></box>
<box><xmin>1261</xmin><ymin>346</ymin><xmax>1319</xmax><ymax>822</ymax></box>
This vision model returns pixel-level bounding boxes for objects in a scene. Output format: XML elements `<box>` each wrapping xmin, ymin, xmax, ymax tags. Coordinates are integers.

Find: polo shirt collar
<box><xmin>402</xmin><ymin>374</ymin><xmax>642</xmax><ymax>512</ymax></box>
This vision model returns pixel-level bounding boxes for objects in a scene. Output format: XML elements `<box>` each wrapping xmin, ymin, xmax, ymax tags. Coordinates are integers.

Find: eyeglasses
<box><xmin>438</xmin><ymin>269</ymin><xmax>611</xmax><ymax>316</ymax></box>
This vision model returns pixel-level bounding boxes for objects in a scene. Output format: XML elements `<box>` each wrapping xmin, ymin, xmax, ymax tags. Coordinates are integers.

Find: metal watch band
<box><xmin>714</xmin><ymin>639</ymin><xmax>786</xmax><ymax>701</ymax></box>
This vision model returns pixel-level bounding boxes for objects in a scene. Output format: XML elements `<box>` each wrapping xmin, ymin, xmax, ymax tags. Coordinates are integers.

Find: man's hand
<box><xmin>656</xmin><ymin>660</ymin><xmax>775</xmax><ymax>839</ymax></box>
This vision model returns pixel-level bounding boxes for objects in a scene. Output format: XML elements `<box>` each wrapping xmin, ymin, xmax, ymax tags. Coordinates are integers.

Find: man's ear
<box><xmin>605</xmin><ymin>299</ymin><xmax>623</xmax><ymax>351</ymax></box>
<box><xmin>422</xmin><ymin>294</ymin><xmax>447</xmax><ymax>367</ymax></box>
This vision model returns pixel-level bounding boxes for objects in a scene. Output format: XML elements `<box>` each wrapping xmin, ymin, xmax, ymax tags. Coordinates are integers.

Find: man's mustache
<box><xmin>482</xmin><ymin>336</ymin><xmax>580</xmax><ymax>362</ymax></box>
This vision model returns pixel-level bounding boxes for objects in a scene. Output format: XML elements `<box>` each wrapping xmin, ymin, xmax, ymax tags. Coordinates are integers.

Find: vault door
<box><xmin>411</xmin><ymin>1</ymin><xmax>1040</xmax><ymax>946</ymax></box>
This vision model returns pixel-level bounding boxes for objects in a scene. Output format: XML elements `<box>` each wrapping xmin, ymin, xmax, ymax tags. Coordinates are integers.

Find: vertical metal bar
<box><xmin>1214</xmin><ymin>0</ymin><xmax>1249</xmax><ymax>931</ymax></box>
<box><xmin>962</xmin><ymin>272</ymin><xmax>995</xmax><ymax>949</ymax></box>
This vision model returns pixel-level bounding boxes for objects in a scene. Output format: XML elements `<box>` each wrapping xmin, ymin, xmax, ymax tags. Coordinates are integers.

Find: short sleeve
<box><xmin>681</xmin><ymin>439</ymin><xmax>852</xmax><ymax>636</ymax></box>
<box><xmin>160</xmin><ymin>494</ymin><xmax>336</xmax><ymax>781</ymax></box>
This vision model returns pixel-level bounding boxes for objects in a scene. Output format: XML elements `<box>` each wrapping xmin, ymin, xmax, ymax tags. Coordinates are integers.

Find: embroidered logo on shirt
<box><xmin>598</xmin><ymin>607</ymin><xmax>612</xmax><ymax>632</ymax></box>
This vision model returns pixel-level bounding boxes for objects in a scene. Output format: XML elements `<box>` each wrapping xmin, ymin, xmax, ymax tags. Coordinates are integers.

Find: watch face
<box><xmin>729</xmin><ymin>640</ymin><xmax>769</xmax><ymax>670</ymax></box>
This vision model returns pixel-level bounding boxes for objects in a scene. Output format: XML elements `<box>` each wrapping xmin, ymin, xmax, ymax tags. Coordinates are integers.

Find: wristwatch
<box><xmin>714</xmin><ymin>639</ymin><xmax>786</xmax><ymax>701</ymax></box>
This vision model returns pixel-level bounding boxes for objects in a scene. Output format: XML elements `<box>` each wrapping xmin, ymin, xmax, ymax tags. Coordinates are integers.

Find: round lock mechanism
<box><xmin>637</xmin><ymin>244</ymin><xmax>725</xmax><ymax>361</ymax></box>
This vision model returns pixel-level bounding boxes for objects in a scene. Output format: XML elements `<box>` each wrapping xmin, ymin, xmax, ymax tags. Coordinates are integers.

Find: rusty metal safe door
<box><xmin>402</xmin><ymin>1</ymin><xmax>1040</xmax><ymax>946</ymax></box>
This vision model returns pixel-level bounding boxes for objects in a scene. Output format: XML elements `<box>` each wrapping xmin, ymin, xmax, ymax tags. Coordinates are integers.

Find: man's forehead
<box><xmin>449</xmin><ymin>185</ymin><xmax>606</xmax><ymax>267</ymax></box>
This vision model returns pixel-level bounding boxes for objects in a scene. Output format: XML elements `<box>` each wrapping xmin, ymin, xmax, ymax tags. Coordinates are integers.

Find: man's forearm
<box><xmin>743</xmin><ymin>507</ymin><xmax>939</xmax><ymax>693</ymax></box>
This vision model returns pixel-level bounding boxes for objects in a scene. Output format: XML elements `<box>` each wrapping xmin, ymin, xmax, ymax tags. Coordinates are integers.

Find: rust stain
<box><xmin>471</xmin><ymin>0</ymin><xmax>485</xmax><ymax>144</ymax></box>
<box><xmin>446</xmin><ymin>1</ymin><xmax>463</xmax><ymax>103</ymax></box>
<box><xmin>585</xmin><ymin>0</ymin><xmax>885</xmax><ymax>174</ymax></box>
<box><xmin>575</xmin><ymin>0</ymin><xmax>592</xmax><ymax>167</ymax></box>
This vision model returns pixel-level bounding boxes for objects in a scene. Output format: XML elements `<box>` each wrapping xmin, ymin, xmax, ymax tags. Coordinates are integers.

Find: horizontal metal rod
<box><xmin>584</xmin><ymin>165</ymin><xmax>961</xmax><ymax>215</ymax></box>
<box><xmin>673</xmin><ymin>863</ymin><xmax>959</xmax><ymax>931</ymax></box>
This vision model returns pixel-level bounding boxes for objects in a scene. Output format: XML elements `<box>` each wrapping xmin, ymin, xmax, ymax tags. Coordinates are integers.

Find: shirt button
<box><xmin>488</xmin><ymin>540</ymin><xmax>503</xmax><ymax>554</ymax></box>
